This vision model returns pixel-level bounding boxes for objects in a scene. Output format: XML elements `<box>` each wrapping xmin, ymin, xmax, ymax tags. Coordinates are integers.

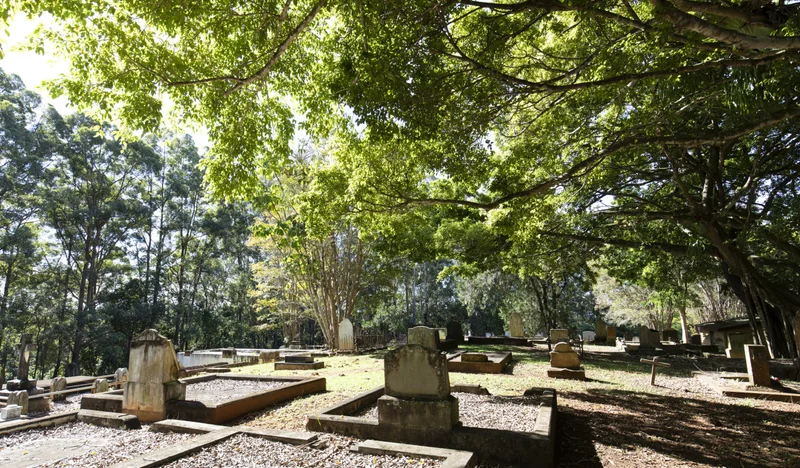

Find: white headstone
<box><xmin>408</xmin><ymin>326</ymin><xmax>439</xmax><ymax>350</ymax></box>
<box><xmin>339</xmin><ymin>319</ymin><xmax>354</xmax><ymax>351</ymax></box>
<box><xmin>582</xmin><ymin>331</ymin><xmax>596</xmax><ymax>343</ymax></box>
<box><xmin>509</xmin><ymin>312</ymin><xmax>524</xmax><ymax>337</ymax></box>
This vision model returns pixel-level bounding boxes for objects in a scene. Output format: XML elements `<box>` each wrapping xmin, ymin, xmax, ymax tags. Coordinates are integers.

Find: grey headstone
<box><xmin>509</xmin><ymin>313</ymin><xmax>524</xmax><ymax>337</ymax></box>
<box><xmin>8</xmin><ymin>391</ymin><xmax>29</xmax><ymax>414</ymax></box>
<box><xmin>745</xmin><ymin>344</ymin><xmax>771</xmax><ymax>386</ymax></box>
<box><xmin>445</xmin><ymin>322</ymin><xmax>464</xmax><ymax>342</ymax></box>
<box><xmin>51</xmin><ymin>376</ymin><xmax>68</xmax><ymax>401</ymax></box>
<box><xmin>407</xmin><ymin>326</ymin><xmax>439</xmax><ymax>351</ymax></box>
<box><xmin>95</xmin><ymin>378</ymin><xmax>109</xmax><ymax>393</ymax></box>
<box><xmin>582</xmin><ymin>331</ymin><xmax>596</xmax><ymax>343</ymax></box>
<box><xmin>384</xmin><ymin>344</ymin><xmax>450</xmax><ymax>400</ymax></box>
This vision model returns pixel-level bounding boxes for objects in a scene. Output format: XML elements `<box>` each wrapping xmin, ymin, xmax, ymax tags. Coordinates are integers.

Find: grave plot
<box><xmin>446</xmin><ymin>351</ymin><xmax>512</xmax><ymax>374</ymax></box>
<box><xmin>274</xmin><ymin>353</ymin><xmax>325</xmax><ymax>370</ymax></box>
<box><xmin>307</xmin><ymin>342</ymin><xmax>556</xmax><ymax>468</ymax></box>
<box><xmin>165</xmin><ymin>374</ymin><xmax>327</xmax><ymax>424</ymax></box>
<box><xmin>0</xmin><ymin>421</ymin><xmax>194</xmax><ymax>467</ymax></box>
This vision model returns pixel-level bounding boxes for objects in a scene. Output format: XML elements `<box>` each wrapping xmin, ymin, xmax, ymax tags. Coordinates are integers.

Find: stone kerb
<box><xmin>123</xmin><ymin>329</ymin><xmax>186</xmax><ymax>422</ymax></box>
<box><xmin>7</xmin><ymin>391</ymin><xmax>29</xmax><ymax>414</ymax></box>
<box><xmin>407</xmin><ymin>326</ymin><xmax>440</xmax><ymax>351</ymax></box>
<box><xmin>339</xmin><ymin>319</ymin><xmax>355</xmax><ymax>351</ymax></box>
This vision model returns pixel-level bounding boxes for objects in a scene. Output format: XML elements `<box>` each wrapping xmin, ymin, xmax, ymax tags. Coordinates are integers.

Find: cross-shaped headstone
<box><xmin>640</xmin><ymin>357</ymin><xmax>671</xmax><ymax>386</ymax></box>
<box><xmin>16</xmin><ymin>334</ymin><xmax>36</xmax><ymax>381</ymax></box>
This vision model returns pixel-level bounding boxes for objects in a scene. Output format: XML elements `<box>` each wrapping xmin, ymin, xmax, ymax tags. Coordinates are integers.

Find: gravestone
<box><xmin>437</xmin><ymin>328</ymin><xmax>447</xmax><ymax>341</ymax></box>
<box><xmin>408</xmin><ymin>326</ymin><xmax>439</xmax><ymax>351</ymax></box>
<box><xmin>744</xmin><ymin>344</ymin><xmax>771</xmax><ymax>387</ymax></box>
<box><xmin>123</xmin><ymin>329</ymin><xmax>186</xmax><ymax>422</ymax></box>
<box><xmin>285</xmin><ymin>355</ymin><xmax>314</xmax><ymax>363</ymax></box>
<box><xmin>258</xmin><ymin>351</ymin><xmax>280</xmax><ymax>364</ymax></box>
<box><xmin>690</xmin><ymin>335</ymin><xmax>701</xmax><ymax>345</ymax></box>
<box><xmin>606</xmin><ymin>325</ymin><xmax>617</xmax><ymax>345</ymax></box>
<box><xmin>662</xmin><ymin>329</ymin><xmax>679</xmax><ymax>342</ymax></box>
<box><xmin>94</xmin><ymin>378</ymin><xmax>109</xmax><ymax>393</ymax></box>
<box><xmin>582</xmin><ymin>331</ymin><xmax>596</xmax><ymax>343</ymax></box>
<box><xmin>595</xmin><ymin>318</ymin><xmax>607</xmax><ymax>342</ymax></box>
<box><xmin>725</xmin><ymin>333</ymin><xmax>753</xmax><ymax>359</ymax></box>
<box><xmin>446</xmin><ymin>322</ymin><xmax>464</xmax><ymax>342</ymax></box>
<box><xmin>378</xmin><ymin>344</ymin><xmax>458</xmax><ymax>430</ymax></box>
<box><xmin>0</xmin><ymin>404</ymin><xmax>21</xmax><ymax>421</ymax></box>
<box><xmin>7</xmin><ymin>334</ymin><xmax>37</xmax><ymax>391</ymax></box>
<box><xmin>509</xmin><ymin>312</ymin><xmax>524</xmax><ymax>337</ymax></box>
<box><xmin>338</xmin><ymin>319</ymin><xmax>355</xmax><ymax>351</ymax></box>
<box><xmin>550</xmin><ymin>329</ymin><xmax>569</xmax><ymax>344</ymax></box>
<box><xmin>623</xmin><ymin>332</ymin><xmax>633</xmax><ymax>342</ymax></box>
<box><xmin>65</xmin><ymin>363</ymin><xmax>79</xmax><ymax>377</ymax></box>
<box><xmin>114</xmin><ymin>368</ymin><xmax>129</xmax><ymax>389</ymax></box>
<box><xmin>548</xmin><ymin>342</ymin><xmax>585</xmax><ymax>380</ymax></box>
<box><xmin>51</xmin><ymin>377</ymin><xmax>68</xmax><ymax>401</ymax></box>
<box><xmin>7</xmin><ymin>391</ymin><xmax>29</xmax><ymax>414</ymax></box>
<box><xmin>639</xmin><ymin>326</ymin><xmax>660</xmax><ymax>347</ymax></box>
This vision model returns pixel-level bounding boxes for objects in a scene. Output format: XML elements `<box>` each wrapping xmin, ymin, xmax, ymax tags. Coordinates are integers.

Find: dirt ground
<box><xmin>228</xmin><ymin>344</ymin><xmax>800</xmax><ymax>468</ymax></box>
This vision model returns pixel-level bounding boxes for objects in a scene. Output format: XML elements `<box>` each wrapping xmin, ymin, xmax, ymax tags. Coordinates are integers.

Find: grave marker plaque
<box><xmin>338</xmin><ymin>319</ymin><xmax>354</xmax><ymax>351</ymax></box>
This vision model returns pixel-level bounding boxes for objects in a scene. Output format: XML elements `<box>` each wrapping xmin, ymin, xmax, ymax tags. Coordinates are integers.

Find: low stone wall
<box><xmin>167</xmin><ymin>375</ymin><xmax>326</xmax><ymax>424</ymax></box>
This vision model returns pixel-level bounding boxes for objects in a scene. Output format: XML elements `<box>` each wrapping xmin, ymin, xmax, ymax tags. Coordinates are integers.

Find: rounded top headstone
<box><xmin>553</xmin><ymin>342</ymin><xmax>573</xmax><ymax>353</ymax></box>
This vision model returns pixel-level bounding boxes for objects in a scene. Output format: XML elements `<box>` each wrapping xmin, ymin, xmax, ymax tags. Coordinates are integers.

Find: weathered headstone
<box><xmin>689</xmin><ymin>335</ymin><xmax>701</xmax><ymax>345</ymax></box>
<box><xmin>744</xmin><ymin>344</ymin><xmax>771</xmax><ymax>387</ymax></box>
<box><xmin>7</xmin><ymin>391</ymin><xmax>29</xmax><ymax>414</ymax></box>
<box><xmin>378</xmin><ymin>344</ymin><xmax>458</xmax><ymax>430</ymax></box>
<box><xmin>606</xmin><ymin>325</ymin><xmax>617</xmax><ymax>345</ymax></box>
<box><xmin>407</xmin><ymin>326</ymin><xmax>439</xmax><ymax>351</ymax></box>
<box><xmin>338</xmin><ymin>319</ymin><xmax>355</xmax><ymax>351</ymax></box>
<box><xmin>114</xmin><ymin>368</ymin><xmax>129</xmax><ymax>389</ymax></box>
<box><xmin>7</xmin><ymin>334</ymin><xmax>37</xmax><ymax>391</ymax></box>
<box><xmin>0</xmin><ymin>404</ymin><xmax>21</xmax><ymax>421</ymax></box>
<box><xmin>437</xmin><ymin>328</ymin><xmax>447</xmax><ymax>340</ymax></box>
<box><xmin>509</xmin><ymin>312</ymin><xmax>524</xmax><ymax>337</ymax></box>
<box><xmin>582</xmin><ymin>331</ymin><xmax>596</xmax><ymax>343</ymax></box>
<box><xmin>595</xmin><ymin>318</ymin><xmax>607</xmax><ymax>341</ymax></box>
<box><xmin>123</xmin><ymin>329</ymin><xmax>186</xmax><ymax>422</ymax></box>
<box><xmin>547</xmin><ymin>342</ymin><xmax>585</xmax><ymax>380</ymax></box>
<box><xmin>725</xmin><ymin>333</ymin><xmax>753</xmax><ymax>359</ymax></box>
<box><xmin>446</xmin><ymin>322</ymin><xmax>464</xmax><ymax>342</ymax></box>
<box><xmin>94</xmin><ymin>378</ymin><xmax>109</xmax><ymax>393</ymax></box>
<box><xmin>639</xmin><ymin>326</ymin><xmax>659</xmax><ymax>347</ymax></box>
<box><xmin>65</xmin><ymin>363</ymin><xmax>79</xmax><ymax>377</ymax></box>
<box><xmin>550</xmin><ymin>329</ymin><xmax>569</xmax><ymax>343</ymax></box>
<box><xmin>258</xmin><ymin>351</ymin><xmax>280</xmax><ymax>364</ymax></box>
<box><xmin>51</xmin><ymin>376</ymin><xmax>68</xmax><ymax>401</ymax></box>
<box><xmin>623</xmin><ymin>332</ymin><xmax>633</xmax><ymax>342</ymax></box>
<box><xmin>662</xmin><ymin>329</ymin><xmax>679</xmax><ymax>342</ymax></box>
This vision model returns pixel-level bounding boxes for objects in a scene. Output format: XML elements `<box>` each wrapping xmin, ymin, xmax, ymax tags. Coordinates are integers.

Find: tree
<box><xmin>11</xmin><ymin>1</ymin><xmax>800</xmax><ymax>356</ymax></box>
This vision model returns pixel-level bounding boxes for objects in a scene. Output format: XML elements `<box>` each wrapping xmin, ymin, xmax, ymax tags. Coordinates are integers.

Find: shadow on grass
<box><xmin>558</xmin><ymin>388</ymin><xmax>800</xmax><ymax>467</ymax></box>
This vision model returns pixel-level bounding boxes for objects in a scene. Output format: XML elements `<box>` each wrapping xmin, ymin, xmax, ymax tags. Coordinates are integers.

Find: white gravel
<box><xmin>163</xmin><ymin>433</ymin><xmax>442</xmax><ymax>467</ymax></box>
<box><xmin>351</xmin><ymin>393</ymin><xmax>542</xmax><ymax>432</ymax></box>
<box><xmin>0</xmin><ymin>422</ymin><xmax>194</xmax><ymax>467</ymax></box>
<box><xmin>185</xmin><ymin>379</ymin><xmax>288</xmax><ymax>404</ymax></box>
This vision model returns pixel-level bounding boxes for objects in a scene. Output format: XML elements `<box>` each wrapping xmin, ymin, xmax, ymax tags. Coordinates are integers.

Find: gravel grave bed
<box><xmin>162</xmin><ymin>433</ymin><xmax>442</xmax><ymax>468</ymax></box>
<box><xmin>0</xmin><ymin>421</ymin><xmax>194</xmax><ymax>467</ymax></box>
<box><xmin>351</xmin><ymin>392</ymin><xmax>542</xmax><ymax>432</ymax></box>
<box><xmin>185</xmin><ymin>379</ymin><xmax>288</xmax><ymax>404</ymax></box>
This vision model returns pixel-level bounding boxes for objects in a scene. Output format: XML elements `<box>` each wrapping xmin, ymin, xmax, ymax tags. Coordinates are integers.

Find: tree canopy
<box><xmin>4</xmin><ymin>0</ymin><xmax>800</xmax><ymax>356</ymax></box>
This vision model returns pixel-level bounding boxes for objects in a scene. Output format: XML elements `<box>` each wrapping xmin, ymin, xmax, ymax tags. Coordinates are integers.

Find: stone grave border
<box><xmin>305</xmin><ymin>385</ymin><xmax>557</xmax><ymax>467</ymax></box>
<box><xmin>165</xmin><ymin>374</ymin><xmax>326</xmax><ymax>424</ymax></box>
<box><xmin>693</xmin><ymin>371</ymin><xmax>800</xmax><ymax>404</ymax></box>
<box><xmin>112</xmin><ymin>419</ymin><xmax>474</xmax><ymax>468</ymax></box>
<box><xmin>79</xmin><ymin>374</ymin><xmax>326</xmax><ymax>425</ymax></box>
<box><xmin>446</xmin><ymin>351</ymin><xmax>512</xmax><ymax>374</ymax></box>
<box><xmin>0</xmin><ymin>410</ymin><xmax>79</xmax><ymax>436</ymax></box>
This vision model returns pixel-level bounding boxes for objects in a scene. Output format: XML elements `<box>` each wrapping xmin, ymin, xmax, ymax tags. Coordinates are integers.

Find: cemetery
<box><xmin>3</xmin><ymin>1</ymin><xmax>800</xmax><ymax>467</ymax></box>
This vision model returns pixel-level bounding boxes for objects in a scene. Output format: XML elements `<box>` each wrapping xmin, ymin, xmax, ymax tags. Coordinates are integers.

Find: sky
<box><xmin>0</xmin><ymin>14</ymin><xmax>210</xmax><ymax>149</ymax></box>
